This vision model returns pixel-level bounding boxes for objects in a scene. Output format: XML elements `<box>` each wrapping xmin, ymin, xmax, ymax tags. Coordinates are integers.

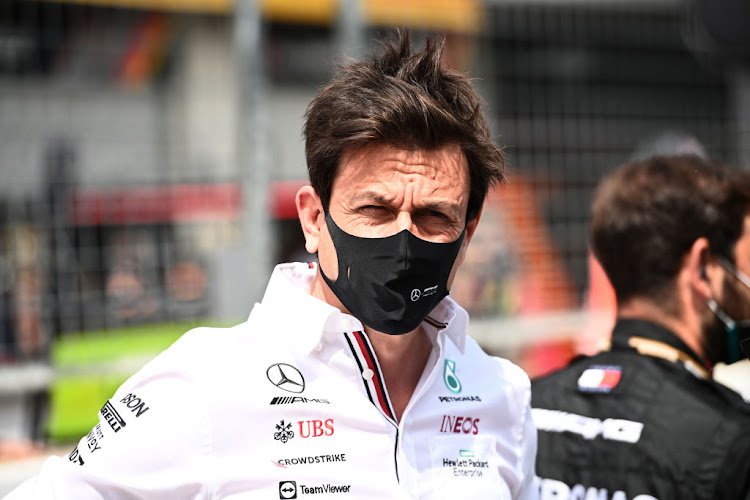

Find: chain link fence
<box><xmin>0</xmin><ymin>0</ymin><xmax>746</xmax><ymax>449</ymax></box>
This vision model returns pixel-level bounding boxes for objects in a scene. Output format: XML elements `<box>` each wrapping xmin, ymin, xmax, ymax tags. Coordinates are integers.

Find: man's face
<box><xmin>312</xmin><ymin>142</ymin><xmax>477</xmax><ymax>291</ymax></box>
<box><xmin>703</xmin><ymin>214</ymin><xmax>750</xmax><ymax>364</ymax></box>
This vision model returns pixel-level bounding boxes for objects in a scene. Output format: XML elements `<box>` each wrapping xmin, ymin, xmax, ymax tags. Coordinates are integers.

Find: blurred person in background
<box><xmin>5</xmin><ymin>31</ymin><xmax>537</xmax><ymax>499</ymax></box>
<box><xmin>531</xmin><ymin>155</ymin><xmax>750</xmax><ymax>500</ymax></box>
<box><xmin>628</xmin><ymin>129</ymin><xmax>708</xmax><ymax>163</ymax></box>
<box><xmin>579</xmin><ymin>129</ymin><xmax>710</xmax><ymax>356</ymax></box>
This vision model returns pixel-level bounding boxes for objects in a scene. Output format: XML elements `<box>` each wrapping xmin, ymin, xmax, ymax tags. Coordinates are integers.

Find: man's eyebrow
<box><xmin>347</xmin><ymin>190</ymin><xmax>462</xmax><ymax>218</ymax></box>
<box><xmin>415</xmin><ymin>201</ymin><xmax>461</xmax><ymax>218</ymax></box>
<box><xmin>347</xmin><ymin>190</ymin><xmax>393</xmax><ymax>205</ymax></box>
<box><xmin>349</xmin><ymin>191</ymin><xmax>460</xmax><ymax>211</ymax></box>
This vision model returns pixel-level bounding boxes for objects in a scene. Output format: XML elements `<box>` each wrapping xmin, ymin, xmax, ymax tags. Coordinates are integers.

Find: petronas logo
<box><xmin>443</xmin><ymin>359</ymin><xmax>462</xmax><ymax>394</ymax></box>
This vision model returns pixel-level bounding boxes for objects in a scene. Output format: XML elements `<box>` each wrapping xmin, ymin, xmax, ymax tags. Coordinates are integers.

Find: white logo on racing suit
<box><xmin>532</xmin><ymin>408</ymin><xmax>643</xmax><ymax>443</ymax></box>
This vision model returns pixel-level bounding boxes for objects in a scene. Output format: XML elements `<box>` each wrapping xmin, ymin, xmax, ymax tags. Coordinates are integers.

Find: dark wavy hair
<box><xmin>590</xmin><ymin>155</ymin><xmax>750</xmax><ymax>312</ymax></box>
<box><xmin>303</xmin><ymin>30</ymin><xmax>505</xmax><ymax>222</ymax></box>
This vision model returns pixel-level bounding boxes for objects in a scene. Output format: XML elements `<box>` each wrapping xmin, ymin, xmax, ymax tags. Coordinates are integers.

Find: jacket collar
<box><xmin>257</xmin><ymin>262</ymin><xmax>344</xmax><ymax>356</ymax></box>
<box><xmin>257</xmin><ymin>262</ymin><xmax>469</xmax><ymax>356</ymax></box>
<box><xmin>425</xmin><ymin>296</ymin><xmax>468</xmax><ymax>354</ymax></box>
<box><xmin>610</xmin><ymin>318</ymin><xmax>707</xmax><ymax>369</ymax></box>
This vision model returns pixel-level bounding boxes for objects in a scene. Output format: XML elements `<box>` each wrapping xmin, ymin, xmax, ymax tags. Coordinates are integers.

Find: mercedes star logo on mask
<box><xmin>411</xmin><ymin>289</ymin><xmax>421</xmax><ymax>302</ymax></box>
<box><xmin>267</xmin><ymin>363</ymin><xmax>305</xmax><ymax>393</ymax></box>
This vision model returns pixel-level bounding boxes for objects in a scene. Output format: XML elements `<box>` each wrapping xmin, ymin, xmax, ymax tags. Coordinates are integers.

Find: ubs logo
<box><xmin>299</xmin><ymin>419</ymin><xmax>334</xmax><ymax>438</ymax></box>
<box><xmin>274</xmin><ymin>420</ymin><xmax>295</xmax><ymax>444</ymax></box>
<box><xmin>267</xmin><ymin>363</ymin><xmax>305</xmax><ymax>394</ymax></box>
<box><xmin>274</xmin><ymin>419</ymin><xmax>335</xmax><ymax>444</ymax></box>
<box><xmin>279</xmin><ymin>480</ymin><xmax>297</xmax><ymax>499</ymax></box>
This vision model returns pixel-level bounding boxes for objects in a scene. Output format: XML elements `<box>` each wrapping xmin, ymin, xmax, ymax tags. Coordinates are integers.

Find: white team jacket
<box><xmin>7</xmin><ymin>262</ymin><xmax>538</xmax><ymax>499</ymax></box>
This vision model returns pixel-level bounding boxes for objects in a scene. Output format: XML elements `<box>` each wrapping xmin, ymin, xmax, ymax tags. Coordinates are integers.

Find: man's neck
<box><xmin>365</xmin><ymin>324</ymin><xmax>433</xmax><ymax>422</ymax></box>
<box><xmin>617</xmin><ymin>299</ymin><xmax>705</xmax><ymax>361</ymax></box>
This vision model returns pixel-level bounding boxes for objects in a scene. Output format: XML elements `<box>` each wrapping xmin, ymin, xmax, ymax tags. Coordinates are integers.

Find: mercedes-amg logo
<box><xmin>410</xmin><ymin>288</ymin><xmax>421</xmax><ymax>302</ymax></box>
<box><xmin>267</xmin><ymin>363</ymin><xmax>305</xmax><ymax>393</ymax></box>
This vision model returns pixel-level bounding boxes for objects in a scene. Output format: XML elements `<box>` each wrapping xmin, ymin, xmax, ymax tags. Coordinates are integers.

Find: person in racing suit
<box><xmin>532</xmin><ymin>155</ymin><xmax>750</xmax><ymax>500</ymax></box>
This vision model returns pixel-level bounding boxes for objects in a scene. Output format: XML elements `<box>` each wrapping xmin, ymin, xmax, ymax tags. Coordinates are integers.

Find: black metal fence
<box><xmin>0</xmin><ymin>0</ymin><xmax>743</xmax><ymax>365</ymax></box>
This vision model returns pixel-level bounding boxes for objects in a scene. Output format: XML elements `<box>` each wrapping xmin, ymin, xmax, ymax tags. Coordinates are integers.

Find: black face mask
<box><xmin>707</xmin><ymin>299</ymin><xmax>750</xmax><ymax>364</ymax></box>
<box><xmin>319</xmin><ymin>209</ymin><xmax>465</xmax><ymax>335</ymax></box>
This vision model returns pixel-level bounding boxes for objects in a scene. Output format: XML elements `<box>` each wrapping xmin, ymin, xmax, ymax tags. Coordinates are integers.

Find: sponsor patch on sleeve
<box><xmin>577</xmin><ymin>365</ymin><xmax>621</xmax><ymax>393</ymax></box>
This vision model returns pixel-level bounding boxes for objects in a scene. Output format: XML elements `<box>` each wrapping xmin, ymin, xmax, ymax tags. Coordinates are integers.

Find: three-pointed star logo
<box><xmin>410</xmin><ymin>288</ymin><xmax>421</xmax><ymax>302</ymax></box>
<box><xmin>267</xmin><ymin>363</ymin><xmax>305</xmax><ymax>393</ymax></box>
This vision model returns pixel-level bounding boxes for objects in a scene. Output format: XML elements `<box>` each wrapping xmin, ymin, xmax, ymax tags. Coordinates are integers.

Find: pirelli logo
<box><xmin>100</xmin><ymin>401</ymin><xmax>126</xmax><ymax>433</ymax></box>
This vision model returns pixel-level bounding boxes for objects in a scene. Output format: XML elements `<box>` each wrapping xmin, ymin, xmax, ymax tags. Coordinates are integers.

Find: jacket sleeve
<box><xmin>493</xmin><ymin>355</ymin><xmax>539</xmax><ymax>500</ymax></box>
<box><xmin>514</xmin><ymin>381</ymin><xmax>539</xmax><ymax>500</ymax></box>
<box><xmin>715</xmin><ymin>425</ymin><xmax>750</xmax><ymax>500</ymax></box>
<box><xmin>4</xmin><ymin>337</ymin><xmax>213</xmax><ymax>499</ymax></box>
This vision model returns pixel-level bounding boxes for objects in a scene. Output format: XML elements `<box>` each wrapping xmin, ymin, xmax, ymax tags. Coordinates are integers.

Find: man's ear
<box><xmin>688</xmin><ymin>237</ymin><xmax>715</xmax><ymax>299</ymax></box>
<box><xmin>464</xmin><ymin>205</ymin><xmax>483</xmax><ymax>247</ymax></box>
<box><xmin>296</xmin><ymin>185</ymin><xmax>323</xmax><ymax>254</ymax></box>
<box><xmin>454</xmin><ymin>205</ymin><xmax>484</xmax><ymax>269</ymax></box>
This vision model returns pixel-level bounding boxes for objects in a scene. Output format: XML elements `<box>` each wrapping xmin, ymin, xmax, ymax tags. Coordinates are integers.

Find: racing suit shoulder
<box><xmin>491</xmin><ymin>351</ymin><xmax>533</xmax><ymax>390</ymax></box>
<box><xmin>461</xmin><ymin>335</ymin><xmax>531</xmax><ymax>389</ymax></box>
<box><xmin>714</xmin><ymin>414</ymin><xmax>750</xmax><ymax>499</ymax></box>
<box><xmin>464</xmin><ymin>336</ymin><xmax>534</xmax><ymax>431</ymax></box>
<box><xmin>532</xmin><ymin>349</ymin><xmax>750</xmax><ymax>500</ymax></box>
<box><xmin>4</xmin><ymin>325</ymin><xmax>240</xmax><ymax>499</ymax></box>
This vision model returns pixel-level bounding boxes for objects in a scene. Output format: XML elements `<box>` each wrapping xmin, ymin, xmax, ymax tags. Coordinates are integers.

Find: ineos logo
<box><xmin>267</xmin><ymin>364</ymin><xmax>305</xmax><ymax>393</ymax></box>
<box><xmin>440</xmin><ymin>415</ymin><xmax>480</xmax><ymax>434</ymax></box>
<box><xmin>410</xmin><ymin>289</ymin><xmax>421</xmax><ymax>301</ymax></box>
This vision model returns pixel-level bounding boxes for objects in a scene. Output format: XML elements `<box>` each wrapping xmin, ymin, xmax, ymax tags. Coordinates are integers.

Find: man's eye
<box><xmin>360</xmin><ymin>205</ymin><xmax>387</xmax><ymax>213</ymax></box>
<box><xmin>421</xmin><ymin>210</ymin><xmax>450</xmax><ymax>221</ymax></box>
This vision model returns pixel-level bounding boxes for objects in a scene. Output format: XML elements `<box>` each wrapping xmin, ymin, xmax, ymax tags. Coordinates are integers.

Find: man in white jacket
<box><xmin>6</xmin><ymin>31</ymin><xmax>538</xmax><ymax>499</ymax></box>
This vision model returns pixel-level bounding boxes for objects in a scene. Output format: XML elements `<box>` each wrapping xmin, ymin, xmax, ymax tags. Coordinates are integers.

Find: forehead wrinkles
<box><xmin>339</xmin><ymin>143</ymin><xmax>467</xmax><ymax>188</ymax></box>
